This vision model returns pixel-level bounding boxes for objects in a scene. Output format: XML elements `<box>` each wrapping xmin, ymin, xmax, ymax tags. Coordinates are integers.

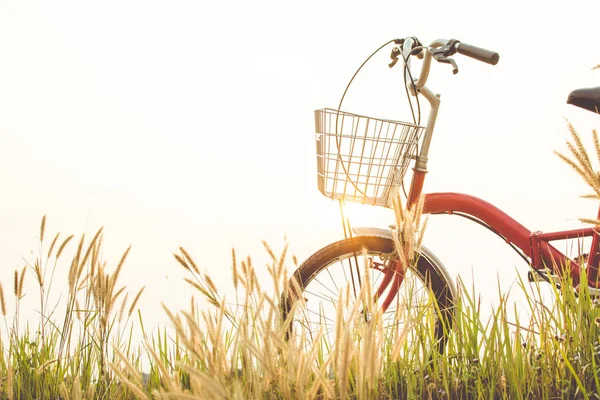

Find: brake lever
<box><xmin>437</xmin><ymin>56</ymin><xmax>459</xmax><ymax>75</ymax></box>
<box><xmin>389</xmin><ymin>46</ymin><xmax>401</xmax><ymax>68</ymax></box>
<box><xmin>430</xmin><ymin>39</ymin><xmax>460</xmax><ymax>74</ymax></box>
<box><xmin>389</xmin><ymin>37</ymin><xmax>424</xmax><ymax>68</ymax></box>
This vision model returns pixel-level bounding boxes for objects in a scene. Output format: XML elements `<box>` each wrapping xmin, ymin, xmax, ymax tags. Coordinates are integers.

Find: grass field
<box><xmin>1</xmin><ymin>126</ymin><xmax>600</xmax><ymax>399</ymax></box>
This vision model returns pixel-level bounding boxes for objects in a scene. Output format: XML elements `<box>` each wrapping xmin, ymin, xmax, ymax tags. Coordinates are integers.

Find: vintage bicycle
<box><xmin>280</xmin><ymin>36</ymin><xmax>600</xmax><ymax>353</ymax></box>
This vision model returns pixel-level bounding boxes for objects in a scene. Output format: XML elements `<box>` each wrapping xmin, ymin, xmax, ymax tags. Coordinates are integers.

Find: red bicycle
<box><xmin>281</xmin><ymin>36</ymin><xmax>600</xmax><ymax>353</ymax></box>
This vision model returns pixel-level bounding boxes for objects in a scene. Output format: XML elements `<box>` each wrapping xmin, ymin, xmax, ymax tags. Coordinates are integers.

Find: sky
<box><xmin>1</xmin><ymin>0</ymin><xmax>600</xmax><ymax>335</ymax></box>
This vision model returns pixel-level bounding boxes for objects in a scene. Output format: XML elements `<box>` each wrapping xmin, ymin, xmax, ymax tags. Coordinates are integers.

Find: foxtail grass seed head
<box><xmin>34</xmin><ymin>259</ymin><xmax>43</xmax><ymax>286</ymax></box>
<box><xmin>40</xmin><ymin>215</ymin><xmax>46</xmax><ymax>242</ymax></box>
<box><xmin>119</xmin><ymin>292</ymin><xmax>129</xmax><ymax>323</ymax></box>
<box><xmin>56</xmin><ymin>234</ymin><xmax>74</xmax><ymax>260</ymax></box>
<box><xmin>0</xmin><ymin>283</ymin><xmax>6</xmax><ymax>316</ymax></box>
<box><xmin>180</xmin><ymin>247</ymin><xmax>200</xmax><ymax>275</ymax></box>
<box><xmin>592</xmin><ymin>128</ymin><xmax>600</xmax><ymax>164</ymax></box>
<box><xmin>232</xmin><ymin>249</ymin><xmax>239</xmax><ymax>290</ymax></box>
<box><xmin>68</xmin><ymin>259</ymin><xmax>78</xmax><ymax>294</ymax></box>
<box><xmin>174</xmin><ymin>253</ymin><xmax>189</xmax><ymax>271</ymax></box>
<box><xmin>59</xmin><ymin>382</ymin><xmax>68</xmax><ymax>400</ymax></box>
<box><xmin>128</xmin><ymin>286</ymin><xmax>145</xmax><ymax>318</ymax></box>
<box><xmin>71</xmin><ymin>376</ymin><xmax>82</xmax><ymax>400</ymax></box>
<box><xmin>92</xmin><ymin>233</ymin><xmax>102</xmax><ymax>268</ymax></box>
<box><xmin>204</xmin><ymin>274</ymin><xmax>217</xmax><ymax>294</ymax></box>
<box><xmin>110</xmin><ymin>245</ymin><xmax>130</xmax><ymax>291</ymax></box>
<box><xmin>47</xmin><ymin>231</ymin><xmax>60</xmax><ymax>259</ymax></box>
<box><xmin>80</xmin><ymin>227</ymin><xmax>104</xmax><ymax>271</ymax></box>
<box><xmin>108</xmin><ymin>359</ymin><xmax>149</xmax><ymax>400</ymax></box>
<box><xmin>109</xmin><ymin>286</ymin><xmax>127</xmax><ymax>317</ymax></box>
<box><xmin>13</xmin><ymin>270</ymin><xmax>18</xmax><ymax>297</ymax></box>
<box><xmin>184</xmin><ymin>277</ymin><xmax>204</xmax><ymax>293</ymax></box>
<box><xmin>90</xmin><ymin>253</ymin><xmax>98</xmax><ymax>282</ymax></box>
<box><xmin>262</xmin><ymin>240</ymin><xmax>277</xmax><ymax>263</ymax></box>
<box><xmin>18</xmin><ymin>266</ymin><xmax>25</xmax><ymax>298</ymax></box>
<box><xmin>103</xmin><ymin>274</ymin><xmax>110</xmax><ymax>303</ymax></box>
<box><xmin>556</xmin><ymin>124</ymin><xmax>600</xmax><ymax>199</ymax></box>
<box><xmin>580</xmin><ymin>218</ymin><xmax>600</xmax><ymax>226</ymax></box>
<box><xmin>73</xmin><ymin>234</ymin><xmax>85</xmax><ymax>268</ymax></box>
<box><xmin>86</xmin><ymin>385</ymin><xmax>94</xmax><ymax>400</ymax></box>
<box><xmin>75</xmin><ymin>298</ymin><xmax>82</xmax><ymax>320</ymax></box>
<box><xmin>6</xmin><ymin>362</ymin><xmax>13</xmax><ymax>400</ymax></box>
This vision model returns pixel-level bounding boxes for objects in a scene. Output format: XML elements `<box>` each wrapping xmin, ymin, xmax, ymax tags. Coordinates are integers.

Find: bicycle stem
<box><xmin>402</xmin><ymin>39</ymin><xmax>449</xmax><ymax>204</ymax></box>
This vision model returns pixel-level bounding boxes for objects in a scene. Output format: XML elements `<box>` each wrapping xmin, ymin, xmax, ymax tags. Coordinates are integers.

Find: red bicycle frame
<box><xmin>373</xmin><ymin>38</ymin><xmax>600</xmax><ymax>309</ymax></box>
<box><xmin>408</xmin><ymin>169</ymin><xmax>600</xmax><ymax>288</ymax></box>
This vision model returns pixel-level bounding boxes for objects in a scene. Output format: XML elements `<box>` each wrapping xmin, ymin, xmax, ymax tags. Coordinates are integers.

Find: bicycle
<box><xmin>280</xmin><ymin>36</ymin><xmax>600</xmax><ymax>354</ymax></box>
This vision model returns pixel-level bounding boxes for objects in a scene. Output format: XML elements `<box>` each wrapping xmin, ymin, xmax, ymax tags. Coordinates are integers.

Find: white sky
<box><xmin>1</xmin><ymin>0</ymin><xmax>600</xmax><ymax>334</ymax></box>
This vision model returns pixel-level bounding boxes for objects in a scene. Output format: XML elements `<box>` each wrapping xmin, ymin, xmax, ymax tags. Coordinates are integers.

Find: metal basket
<box><xmin>314</xmin><ymin>108</ymin><xmax>424</xmax><ymax>207</ymax></box>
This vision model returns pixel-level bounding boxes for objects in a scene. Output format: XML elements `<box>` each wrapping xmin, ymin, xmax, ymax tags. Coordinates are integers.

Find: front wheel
<box><xmin>281</xmin><ymin>236</ymin><xmax>455</xmax><ymax>356</ymax></box>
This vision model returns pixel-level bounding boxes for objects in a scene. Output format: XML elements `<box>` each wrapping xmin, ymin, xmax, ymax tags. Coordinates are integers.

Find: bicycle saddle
<box><xmin>567</xmin><ymin>87</ymin><xmax>600</xmax><ymax>113</ymax></box>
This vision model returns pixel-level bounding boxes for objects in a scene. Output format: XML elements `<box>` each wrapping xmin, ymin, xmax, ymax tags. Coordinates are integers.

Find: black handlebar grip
<box><xmin>456</xmin><ymin>42</ymin><xmax>499</xmax><ymax>65</ymax></box>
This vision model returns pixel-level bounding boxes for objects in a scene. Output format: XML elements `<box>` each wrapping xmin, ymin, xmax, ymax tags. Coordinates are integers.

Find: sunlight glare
<box><xmin>342</xmin><ymin>201</ymin><xmax>387</xmax><ymax>228</ymax></box>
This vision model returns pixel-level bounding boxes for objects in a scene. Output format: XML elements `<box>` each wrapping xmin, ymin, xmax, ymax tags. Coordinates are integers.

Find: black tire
<box><xmin>281</xmin><ymin>236</ymin><xmax>455</xmax><ymax>355</ymax></box>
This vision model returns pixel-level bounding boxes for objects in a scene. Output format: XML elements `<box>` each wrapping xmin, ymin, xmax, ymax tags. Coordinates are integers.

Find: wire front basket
<box><xmin>315</xmin><ymin>108</ymin><xmax>424</xmax><ymax>208</ymax></box>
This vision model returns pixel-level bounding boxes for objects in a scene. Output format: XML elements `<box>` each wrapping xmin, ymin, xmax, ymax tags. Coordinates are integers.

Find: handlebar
<box><xmin>399</xmin><ymin>37</ymin><xmax>499</xmax><ymax>94</ymax></box>
<box><xmin>455</xmin><ymin>42</ymin><xmax>499</xmax><ymax>65</ymax></box>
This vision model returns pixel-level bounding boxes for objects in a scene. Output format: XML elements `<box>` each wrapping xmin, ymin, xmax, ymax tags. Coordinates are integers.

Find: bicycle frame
<box><xmin>399</xmin><ymin>38</ymin><xmax>600</xmax><ymax>289</ymax></box>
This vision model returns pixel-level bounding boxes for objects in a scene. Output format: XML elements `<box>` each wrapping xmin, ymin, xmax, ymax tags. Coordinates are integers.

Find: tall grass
<box><xmin>2</xmin><ymin>221</ymin><xmax>600</xmax><ymax>399</ymax></box>
<box><xmin>1</xmin><ymin>126</ymin><xmax>600</xmax><ymax>398</ymax></box>
<box><xmin>0</xmin><ymin>221</ymin><xmax>146</xmax><ymax>399</ymax></box>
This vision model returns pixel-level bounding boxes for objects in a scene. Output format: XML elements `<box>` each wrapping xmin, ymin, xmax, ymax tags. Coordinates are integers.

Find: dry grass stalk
<box><xmin>177</xmin><ymin>364</ymin><xmax>229</xmax><ymax>399</ymax></box>
<box><xmin>109</xmin><ymin>363</ymin><xmax>149</xmax><ymax>400</ymax></box>
<box><xmin>108</xmin><ymin>348</ymin><xmax>149</xmax><ymax>400</ymax></box>
<box><xmin>91</xmin><ymin>234</ymin><xmax>102</xmax><ymax>273</ymax></box>
<box><xmin>161</xmin><ymin>235</ymin><xmax>426</xmax><ymax>398</ymax></box>
<box><xmin>175</xmin><ymin>317</ymin><xmax>206</xmax><ymax>364</ymax></box>
<box><xmin>555</xmin><ymin>125</ymin><xmax>600</xmax><ymax>224</ymax></box>
<box><xmin>392</xmin><ymin>194</ymin><xmax>427</xmax><ymax>273</ymax></box>
<box><xmin>78</xmin><ymin>228</ymin><xmax>104</xmax><ymax>281</ymax></box>
<box><xmin>145</xmin><ymin>341</ymin><xmax>179</xmax><ymax>394</ymax></box>
<box><xmin>362</xmin><ymin>249</ymin><xmax>373</xmax><ymax>318</ymax></box>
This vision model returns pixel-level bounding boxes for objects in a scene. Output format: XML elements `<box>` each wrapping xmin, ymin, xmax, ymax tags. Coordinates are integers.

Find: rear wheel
<box><xmin>281</xmin><ymin>236</ymin><xmax>455</xmax><ymax>356</ymax></box>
